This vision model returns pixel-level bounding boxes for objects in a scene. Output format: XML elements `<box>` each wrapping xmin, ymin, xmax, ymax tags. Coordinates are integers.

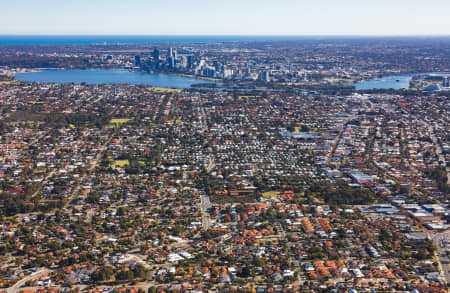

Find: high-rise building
<box><xmin>180</xmin><ymin>56</ymin><xmax>188</xmax><ymax>69</ymax></box>
<box><xmin>186</xmin><ymin>55</ymin><xmax>193</xmax><ymax>69</ymax></box>
<box><xmin>259</xmin><ymin>71</ymin><xmax>270</xmax><ymax>82</ymax></box>
<box><xmin>152</xmin><ymin>49</ymin><xmax>160</xmax><ymax>69</ymax></box>
<box><xmin>167</xmin><ymin>48</ymin><xmax>177</xmax><ymax>69</ymax></box>
<box><xmin>134</xmin><ymin>55</ymin><xmax>141</xmax><ymax>66</ymax></box>
<box><xmin>443</xmin><ymin>77</ymin><xmax>449</xmax><ymax>87</ymax></box>
<box><xmin>223</xmin><ymin>68</ymin><xmax>233</xmax><ymax>79</ymax></box>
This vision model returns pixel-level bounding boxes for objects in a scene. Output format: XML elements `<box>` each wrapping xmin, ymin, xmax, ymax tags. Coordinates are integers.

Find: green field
<box><xmin>177</xmin><ymin>74</ymin><xmax>221</xmax><ymax>82</ymax></box>
<box><xmin>239</xmin><ymin>96</ymin><xmax>261</xmax><ymax>99</ymax></box>
<box><xmin>110</xmin><ymin>118</ymin><xmax>132</xmax><ymax>125</ymax></box>
<box><xmin>262</xmin><ymin>191</ymin><xmax>279</xmax><ymax>198</ymax></box>
<box><xmin>111</xmin><ymin>160</ymin><xmax>130</xmax><ymax>167</ymax></box>
<box><xmin>148</xmin><ymin>87</ymin><xmax>182</xmax><ymax>93</ymax></box>
<box><xmin>0</xmin><ymin>80</ymin><xmax>19</xmax><ymax>85</ymax></box>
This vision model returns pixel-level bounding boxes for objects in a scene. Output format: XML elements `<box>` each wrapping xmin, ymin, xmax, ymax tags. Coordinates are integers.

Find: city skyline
<box><xmin>1</xmin><ymin>0</ymin><xmax>450</xmax><ymax>36</ymax></box>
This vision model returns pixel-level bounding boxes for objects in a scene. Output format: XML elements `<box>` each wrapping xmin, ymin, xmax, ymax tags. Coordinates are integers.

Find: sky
<box><xmin>1</xmin><ymin>0</ymin><xmax>449</xmax><ymax>36</ymax></box>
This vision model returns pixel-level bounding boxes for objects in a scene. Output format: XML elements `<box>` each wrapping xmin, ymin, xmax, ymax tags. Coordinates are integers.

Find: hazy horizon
<box><xmin>2</xmin><ymin>0</ymin><xmax>449</xmax><ymax>36</ymax></box>
<box><xmin>1</xmin><ymin>34</ymin><xmax>450</xmax><ymax>37</ymax></box>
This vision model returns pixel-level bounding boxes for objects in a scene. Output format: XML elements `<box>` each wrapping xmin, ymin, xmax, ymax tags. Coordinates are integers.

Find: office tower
<box><xmin>134</xmin><ymin>55</ymin><xmax>141</xmax><ymax>66</ymax></box>
<box><xmin>259</xmin><ymin>71</ymin><xmax>270</xmax><ymax>82</ymax></box>
<box><xmin>152</xmin><ymin>49</ymin><xmax>160</xmax><ymax>69</ymax></box>
<box><xmin>167</xmin><ymin>48</ymin><xmax>177</xmax><ymax>69</ymax></box>
<box><xmin>186</xmin><ymin>55</ymin><xmax>193</xmax><ymax>69</ymax></box>
<box><xmin>180</xmin><ymin>56</ymin><xmax>188</xmax><ymax>68</ymax></box>
<box><xmin>443</xmin><ymin>77</ymin><xmax>449</xmax><ymax>87</ymax></box>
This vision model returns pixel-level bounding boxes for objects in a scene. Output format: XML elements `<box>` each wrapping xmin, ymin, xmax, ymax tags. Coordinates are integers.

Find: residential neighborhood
<box><xmin>0</xmin><ymin>68</ymin><xmax>448</xmax><ymax>292</ymax></box>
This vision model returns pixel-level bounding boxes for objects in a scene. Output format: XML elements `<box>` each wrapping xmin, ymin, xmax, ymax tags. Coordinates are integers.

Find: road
<box><xmin>30</xmin><ymin>169</ymin><xmax>55</xmax><ymax>198</ymax></box>
<box><xmin>429</xmin><ymin>230</ymin><xmax>450</xmax><ymax>285</ymax></box>
<box><xmin>276</xmin><ymin>221</ymin><xmax>287</xmax><ymax>241</ymax></box>
<box><xmin>327</xmin><ymin>116</ymin><xmax>353</xmax><ymax>163</ymax></box>
<box><xmin>425</xmin><ymin>122</ymin><xmax>450</xmax><ymax>185</ymax></box>
<box><xmin>23</xmin><ymin>129</ymin><xmax>54</xmax><ymax>199</ymax></box>
<box><xmin>199</xmin><ymin>191</ymin><xmax>212</xmax><ymax>230</ymax></box>
<box><xmin>7</xmin><ymin>269</ymin><xmax>51</xmax><ymax>293</ymax></box>
<box><xmin>66</xmin><ymin>130</ymin><xmax>116</xmax><ymax>211</ymax></box>
<box><xmin>86</xmin><ymin>207</ymin><xmax>95</xmax><ymax>224</ymax></box>
<box><xmin>196</xmin><ymin>97</ymin><xmax>213</xmax><ymax>230</ymax></box>
<box><xmin>206</xmin><ymin>156</ymin><xmax>216</xmax><ymax>173</ymax></box>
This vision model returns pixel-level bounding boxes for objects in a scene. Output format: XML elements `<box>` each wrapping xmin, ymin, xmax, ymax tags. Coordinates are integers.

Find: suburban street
<box><xmin>430</xmin><ymin>230</ymin><xmax>450</xmax><ymax>284</ymax></box>
<box><xmin>199</xmin><ymin>191</ymin><xmax>212</xmax><ymax>230</ymax></box>
<box><xmin>7</xmin><ymin>269</ymin><xmax>51</xmax><ymax>293</ymax></box>
<box><xmin>0</xmin><ymin>25</ymin><xmax>449</xmax><ymax>293</ymax></box>
<box><xmin>425</xmin><ymin>123</ymin><xmax>450</xmax><ymax>184</ymax></box>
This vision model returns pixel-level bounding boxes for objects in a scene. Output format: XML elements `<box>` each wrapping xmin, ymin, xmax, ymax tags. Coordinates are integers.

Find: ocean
<box><xmin>0</xmin><ymin>35</ymin><xmax>343</xmax><ymax>46</ymax></box>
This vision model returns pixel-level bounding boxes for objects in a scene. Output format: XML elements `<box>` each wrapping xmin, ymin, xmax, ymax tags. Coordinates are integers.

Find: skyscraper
<box><xmin>167</xmin><ymin>48</ymin><xmax>176</xmax><ymax>69</ymax></box>
<box><xmin>186</xmin><ymin>55</ymin><xmax>193</xmax><ymax>69</ymax></box>
<box><xmin>443</xmin><ymin>77</ymin><xmax>449</xmax><ymax>87</ymax></box>
<box><xmin>152</xmin><ymin>49</ymin><xmax>160</xmax><ymax>69</ymax></box>
<box><xmin>134</xmin><ymin>55</ymin><xmax>141</xmax><ymax>66</ymax></box>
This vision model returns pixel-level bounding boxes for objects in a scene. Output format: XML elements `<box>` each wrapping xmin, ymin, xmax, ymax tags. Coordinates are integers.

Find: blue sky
<box><xmin>1</xmin><ymin>0</ymin><xmax>449</xmax><ymax>35</ymax></box>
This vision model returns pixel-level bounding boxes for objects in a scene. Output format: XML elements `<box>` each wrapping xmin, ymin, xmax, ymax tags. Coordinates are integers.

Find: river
<box><xmin>353</xmin><ymin>72</ymin><xmax>449</xmax><ymax>90</ymax></box>
<box><xmin>15</xmin><ymin>69</ymin><xmax>448</xmax><ymax>91</ymax></box>
<box><xmin>15</xmin><ymin>69</ymin><xmax>206</xmax><ymax>89</ymax></box>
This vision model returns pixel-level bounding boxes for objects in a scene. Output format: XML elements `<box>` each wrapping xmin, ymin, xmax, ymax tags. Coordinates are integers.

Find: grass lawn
<box><xmin>111</xmin><ymin>160</ymin><xmax>130</xmax><ymax>167</ymax></box>
<box><xmin>178</xmin><ymin>74</ymin><xmax>221</xmax><ymax>82</ymax></box>
<box><xmin>0</xmin><ymin>80</ymin><xmax>19</xmax><ymax>85</ymax></box>
<box><xmin>262</xmin><ymin>191</ymin><xmax>280</xmax><ymax>198</ymax></box>
<box><xmin>148</xmin><ymin>87</ymin><xmax>182</xmax><ymax>92</ymax></box>
<box><xmin>110</xmin><ymin>118</ymin><xmax>132</xmax><ymax>125</ymax></box>
<box><xmin>239</xmin><ymin>96</ymin><xmax>261</xmax><ymax>99</ymax></box>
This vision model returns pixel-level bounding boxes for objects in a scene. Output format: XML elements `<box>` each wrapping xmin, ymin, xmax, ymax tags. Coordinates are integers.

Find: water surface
<box><xmin>0</xmin><ymin>35</ymin><xmax>344</xmax><ymax>46</ymax></box>
<box><xmin>353</xmin><ymin>74</ymin><xmax>416</xmax><ymax>90</ymax></box>
<box><xmin>15</xmin><ymin>69</ymin><xmax>205</xmax><ymax>88</ymax></box>
<box><xmin>353</xmin><ymin>72</ymin><xmax>450</xmax><ymax>90</ymax></box>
